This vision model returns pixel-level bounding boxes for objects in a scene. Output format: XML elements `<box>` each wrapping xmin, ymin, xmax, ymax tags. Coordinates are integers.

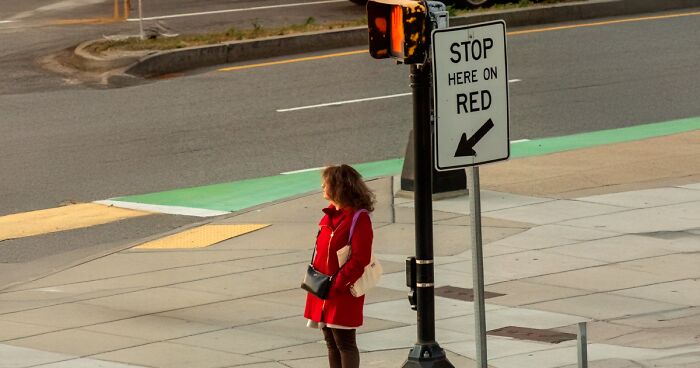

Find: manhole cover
<box><xmin>434</xmin><ymin>286</ymin><xmax>505</xmax><ymax>301</ymax></box>
<box><xmin>487</xmin><ymin>326</ymin><xmax>576</xmax><ymax>344</ymax></box>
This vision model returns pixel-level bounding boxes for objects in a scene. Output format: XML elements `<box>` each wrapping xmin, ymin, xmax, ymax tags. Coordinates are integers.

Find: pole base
<box><xmin>401</xmin><ymin>343</ymin><xmax>455</xmax><ymax>368</ymax></box>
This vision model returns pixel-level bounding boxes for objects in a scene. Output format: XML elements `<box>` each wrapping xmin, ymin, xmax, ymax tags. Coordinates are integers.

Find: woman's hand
<box><xmin>329</xmin><ymin>277</ymin><xmax>351</xmax><ymax>298</ymax></box>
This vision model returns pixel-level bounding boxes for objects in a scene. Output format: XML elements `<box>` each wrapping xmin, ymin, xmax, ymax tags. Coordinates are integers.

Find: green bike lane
<box><xmin>102</xmin><ymin>116</ymin><xmax>700</xmax><ymax>216</ymax></box>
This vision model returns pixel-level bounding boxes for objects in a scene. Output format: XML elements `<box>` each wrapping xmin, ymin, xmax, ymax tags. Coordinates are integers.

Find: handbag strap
<box><xmin>309</xmin><ymin>229</ymin><xmax>321</xmax><ymax>265</ymax></box>
<box><xmin>344</xmin><ymin>209</ymin><xmax>369</xmax><ymax>261</ymax></box>
<box><xmin>348</xmin><ymin>209</ymin><xmax>368</xmax><ymax>244</ymax></box>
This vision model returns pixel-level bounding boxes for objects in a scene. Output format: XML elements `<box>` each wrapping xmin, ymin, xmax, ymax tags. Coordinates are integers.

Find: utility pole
<box><xmin>367</xmin><ymin>1</ymin><xmax>454</xmax><ymax>367</ymax></box>
<box><xmin>402</xmin><ymin>61</ymin><xmax>454</xmax><ymax>368</ymax></box>
<box><xmin>367</xmin><ymin>1</ymin><xmax>511</xmax><ymax>366</ymax></box>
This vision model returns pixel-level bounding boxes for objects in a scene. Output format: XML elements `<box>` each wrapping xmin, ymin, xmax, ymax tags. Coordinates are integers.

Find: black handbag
<box><xmin>301</xmin><ymin>264</ymin><xmax>334</xmax><ymax>300</ymax></box>
<box><xmin>301</xmin><ymin>230</ymin><xmax>343</xmax><ymax>300</ymax></box>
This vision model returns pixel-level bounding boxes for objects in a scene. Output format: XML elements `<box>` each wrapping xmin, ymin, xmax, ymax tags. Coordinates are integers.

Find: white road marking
<box><xmin>281</xmin><ymin>167</ymin><xmax>324</xmax><ymax>175</ymax></box>
<box><xmin>511</xmin><ymin>139</ymin><xmax>530</xmax><ymax>143</ymax></box>
<box><xmin>94</xmin><ymin>200</ymin><xmax>229</xmax><ymax>217</ymax></box>
<box><xmin>9</xmin><ymin>0</ymin><xmax>104</xmax><ymax>20</ymax></box>
<box><xmin>277</xmin><ymin>93</ymin><xmax>412</xmax><ymax>112</ymax></box>
<box><xmin>278</xmin><ymin>79</ymin><xmax>521</xmax><ymax>113</ymax></box>
<box><xmin>127</xmin><ymin>0</ymin><xmax>346</xmax><ymax>21</ymax></box>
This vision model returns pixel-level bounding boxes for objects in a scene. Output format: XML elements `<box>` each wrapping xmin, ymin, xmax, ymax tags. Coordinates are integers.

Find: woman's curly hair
<box><xmin>322</xmin><ymin>164</ymin><xmax>376</xmax><ymax>212</ymax></box>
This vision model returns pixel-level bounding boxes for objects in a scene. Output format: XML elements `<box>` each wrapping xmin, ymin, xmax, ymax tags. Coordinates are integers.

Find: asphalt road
<box><xmin>0</xmin><ymin>7</ymin><xmax>699</xmax><ymax>288</ymax></box>
<box><xmin>0</xmin><ymin>0</ymin><xmax>365</xmax><ymax>95</ymax></box>
<box><xmin>3</xmin><ymin>8</ymin><xmax>699</xmax><ymax>215</ymax></box>
<box><xmin>0</xmin><ymin>0</ymin><xmax>360</xmax><ymax>288</ymax></box>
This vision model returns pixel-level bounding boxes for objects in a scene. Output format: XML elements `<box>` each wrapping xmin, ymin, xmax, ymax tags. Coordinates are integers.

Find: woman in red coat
<box><xmin>304</xmin><ymin>164</ymin><xmax>375</xmax><ymax>368</ymax></box>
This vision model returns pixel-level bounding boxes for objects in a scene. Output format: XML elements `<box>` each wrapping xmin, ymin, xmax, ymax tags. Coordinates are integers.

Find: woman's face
<box><xmin>322</xmin><ymin>179</ymin><xmax>331</xmax><ymax>201</ymax></box>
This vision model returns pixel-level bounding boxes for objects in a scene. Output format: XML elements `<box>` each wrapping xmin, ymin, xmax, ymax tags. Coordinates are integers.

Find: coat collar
<box><xmin>320</xmin><ymin>204</ymin><xmax>353</xmax><ymax>227</ymax></box>
<box><xmin>322</xmin><ymin>203</ymin><xmax>340</xmax><ymax>215</ymax></box>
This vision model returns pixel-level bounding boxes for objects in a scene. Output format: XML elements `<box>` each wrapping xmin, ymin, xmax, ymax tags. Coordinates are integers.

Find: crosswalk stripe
<box><xmin>95</xmin><ymin>200</ymin><xmax>229</xmax><ymax>218</ymax></box>
<box><xmin>0</xmin><ymin>204</ymin><xmax>151</xmax><ymax>242</ymax></box>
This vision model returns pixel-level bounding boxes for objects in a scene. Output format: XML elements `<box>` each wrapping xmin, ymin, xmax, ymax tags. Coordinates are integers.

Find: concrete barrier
<box><xmin>126</xmin><ymin>27</ymin><xmax>367</xmax><ymax>78</ymax></box>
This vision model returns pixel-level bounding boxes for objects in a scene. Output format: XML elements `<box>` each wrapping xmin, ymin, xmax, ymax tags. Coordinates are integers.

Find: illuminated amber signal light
<box><xmin>367</xmin><ymin>0</ymin><xmax>428</xmax><ymax>64</ymax></box>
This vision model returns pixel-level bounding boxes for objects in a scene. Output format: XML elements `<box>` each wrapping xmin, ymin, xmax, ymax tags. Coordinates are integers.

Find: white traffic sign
<box><xmin>431</xmin><ymin>20</ymin><xmax>510</xmax><ymax>170</ymax></box>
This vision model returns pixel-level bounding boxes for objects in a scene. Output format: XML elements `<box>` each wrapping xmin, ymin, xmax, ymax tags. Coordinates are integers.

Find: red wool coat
<box><xmin>304</xmin><ymin>205</ymin><xmax>373</xmax><ymax>328</ymax></box>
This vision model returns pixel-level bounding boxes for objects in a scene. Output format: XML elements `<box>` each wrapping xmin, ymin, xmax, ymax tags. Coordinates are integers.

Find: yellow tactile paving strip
<box><xmin>0</xmin><ymin>203</ymin><xmax>151</xmax><ymax>241</ymax></box>
<box><xmin>134</xmin><ymin>224</ymin><xmax>270</xmax><ymax>250</ymax></box>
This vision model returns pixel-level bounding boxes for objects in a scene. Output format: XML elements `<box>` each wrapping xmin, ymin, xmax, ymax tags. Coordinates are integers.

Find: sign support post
<box><xmin>431</xmin><ymin>20</ymin><xmax>510</xmax><ymax>368</ymax></box>
<box><xmin>467</xmin><ymin>167</ymin><xmax>487</xmax><ymax>368</ymax></box>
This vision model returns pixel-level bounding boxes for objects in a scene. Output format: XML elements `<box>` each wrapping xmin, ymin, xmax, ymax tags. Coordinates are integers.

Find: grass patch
<box><xmin>87</xmin><ymin>17</ymin><xmax>368</xmax><ymax>54</ymax></box>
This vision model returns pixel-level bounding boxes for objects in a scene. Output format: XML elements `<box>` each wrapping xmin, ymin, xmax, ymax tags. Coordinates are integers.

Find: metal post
<box><xmin>138</xmin><ymin>0</ymin><xmax>144</xmax><ymax>40</ymax></box>
<box><xmin>124</xmin><ymin>0</ymin><xmax>130</xmax><ymax>19</ymax></box>
<box><xmin>467</xmin><ymin>167</ymin><xmax>488</xmax><ymax>368</ymax></box>
<box><xmin>401</xmin><ymin>63</ymin><xmax>454</xmax><ymax>368</ymax></box>
<box><xmin>578</xmin><ymin>322</ymin><xmax>588</xmax><ymax>368</ymax></box>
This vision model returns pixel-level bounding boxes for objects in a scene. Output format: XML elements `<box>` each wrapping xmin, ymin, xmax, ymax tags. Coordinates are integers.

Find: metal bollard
<box><xmin>124</xmin><ymin>0</ymin><xmax>130</xmax><ymax>19</ymax></box>
<box><xmin>577</xmin><ymin>322</ymin><xmax>588</xmax><ymax>368</ymax></box>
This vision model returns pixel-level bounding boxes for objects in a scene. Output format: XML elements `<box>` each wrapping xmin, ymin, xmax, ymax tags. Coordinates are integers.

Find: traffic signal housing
<box><xmin>367</xmin><ymin>0</ymin><xmax>429</xmax><ymax>64</ymax></box>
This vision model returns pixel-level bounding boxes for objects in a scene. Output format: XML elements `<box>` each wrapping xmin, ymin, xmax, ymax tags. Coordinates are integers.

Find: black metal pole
<box><xmin>402</xmin><ymin>63</ymin><xmax>454</xmax><ymax>368</ymax></box>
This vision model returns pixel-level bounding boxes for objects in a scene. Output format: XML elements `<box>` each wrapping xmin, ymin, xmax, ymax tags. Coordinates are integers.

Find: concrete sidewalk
<box><xmin>1</xmin><ymin>130</ymin><xmax>699</xmax><ymax>368</ymax></box>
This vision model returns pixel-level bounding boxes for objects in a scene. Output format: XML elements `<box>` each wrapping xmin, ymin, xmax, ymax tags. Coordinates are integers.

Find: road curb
<box><xmin>79</xmin><ymin>0</ymin><xmax>700</xmax><ymax>81</ymax></box>
<box><xmin>73</xmin><ymin>40</ymin><xmax>144</xmax><ymax>72</ymax></box>
<box><xmin>125</xmin><ymin>27</ymin><xmax>368</xmax><ymax>78</ymax></box>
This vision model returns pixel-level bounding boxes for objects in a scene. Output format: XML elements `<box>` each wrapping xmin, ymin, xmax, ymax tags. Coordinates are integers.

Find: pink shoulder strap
<box><xmin>348</xmin><ymin>209</ymin><xmax>368</xmax><ymax>243</ymax></box>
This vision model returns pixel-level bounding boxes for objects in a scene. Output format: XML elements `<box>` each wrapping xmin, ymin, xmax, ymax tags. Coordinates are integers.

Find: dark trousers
<box><xmin>322</xmin><ymin>327</ymin><xmax>360</xmax><ymax>368</ymax></box>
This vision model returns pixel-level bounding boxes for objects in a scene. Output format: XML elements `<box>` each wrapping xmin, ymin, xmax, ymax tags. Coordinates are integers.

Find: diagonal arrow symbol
<box><xmin>454</xmin><ymin>119</ymin><xmax>495</xmax><ymax>157</ymax></box>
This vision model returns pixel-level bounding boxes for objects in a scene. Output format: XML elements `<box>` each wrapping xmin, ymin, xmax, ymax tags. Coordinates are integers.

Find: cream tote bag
<box><xmin>337</xmin><ymin>209</ymin><xmax>383</xmax><ymax>297</ymax></box>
